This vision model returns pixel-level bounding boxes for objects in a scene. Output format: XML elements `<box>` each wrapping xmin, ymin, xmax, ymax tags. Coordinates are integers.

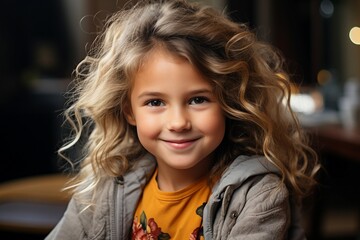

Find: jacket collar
<box><xmin>212</xmin><ymin>155</ymin><xmax>280</xmax><ymax>197</ymax></box>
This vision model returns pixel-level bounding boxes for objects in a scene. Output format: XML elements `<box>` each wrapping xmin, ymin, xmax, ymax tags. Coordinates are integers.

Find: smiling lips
<box><xmin>162</xmin><ymin>138</ymin><xmax>200</xmax><ymax>150</ymax></box>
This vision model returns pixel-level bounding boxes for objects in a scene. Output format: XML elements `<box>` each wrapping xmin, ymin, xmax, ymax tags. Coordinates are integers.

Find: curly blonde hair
<box><xmin>61</xmin><ymin>0</ymin><xmax>319</xmax><ymax>203</ymax></box>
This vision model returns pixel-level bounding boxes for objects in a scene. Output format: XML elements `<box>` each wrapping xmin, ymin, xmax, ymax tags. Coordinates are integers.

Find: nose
<box><xmin>167</xmin><ymin>106</ymin><xmax>191</xmax><ymax>132</ymax></box>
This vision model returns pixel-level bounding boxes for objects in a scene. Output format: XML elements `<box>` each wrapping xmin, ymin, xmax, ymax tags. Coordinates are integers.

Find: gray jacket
<box><xmin>46</xmin><ymin>155</ymin><xmax>306</xmax><ymax>240</ymax></box>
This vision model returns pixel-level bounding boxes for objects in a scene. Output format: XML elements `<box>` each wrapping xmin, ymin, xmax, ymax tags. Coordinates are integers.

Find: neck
<box><xmin>156</xmin><ymin>161</ymin><xmax>211</xmax><ymax>192</ymax></box>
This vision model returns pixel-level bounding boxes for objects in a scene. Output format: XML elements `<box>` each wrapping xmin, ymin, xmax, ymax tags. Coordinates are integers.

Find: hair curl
<box><xmin>60</xmin><ymin>0</ymin><xmax>320</xmax><ymax>205</ymax></box>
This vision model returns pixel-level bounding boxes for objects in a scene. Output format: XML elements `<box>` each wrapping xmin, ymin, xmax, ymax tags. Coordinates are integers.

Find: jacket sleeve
<box><xmin>226</xmin><ymin>174</ymin><xmax>293</xmax><ymax>240</ymax></box>
<box><xmin>45</xmin><ymin>198</ymin><xmax>86</xmax><ymax>240</ymax></box>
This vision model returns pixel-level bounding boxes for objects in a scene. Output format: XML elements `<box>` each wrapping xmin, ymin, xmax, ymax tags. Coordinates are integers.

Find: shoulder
<box><xmin>72</xmin><ymin>177</ymin><xmax>116</xmax><ymax>237</ymax></box>
<box><xmin>206</xmin><ymin>173</ymin><xmax>291</xmax><ymax>239</ymax></box>
<box><xmin>45</xmin><ymin>177</ymin><xmax>115</xmax><ymax>240</ymax></box>
<box><xmin>242</xmin><ymin>173</ymin><xmax>289</xmax><ymax>213</ymax></box>
<box><xmin>227</xmin><ymin>174</ymin><xmax>290</xmax><ymax>239</ymax></box>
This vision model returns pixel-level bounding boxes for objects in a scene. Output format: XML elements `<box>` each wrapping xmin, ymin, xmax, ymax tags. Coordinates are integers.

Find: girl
<box><xmin>46</xmin><ymin>0</ymin><xmax>320</xmax><ymax>239</ymax></box>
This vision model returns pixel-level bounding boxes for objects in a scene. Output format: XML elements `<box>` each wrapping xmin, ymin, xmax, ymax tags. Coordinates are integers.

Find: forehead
<box><xmin>140</xmin><ymin>45</ymin><xmax>187</xmax><ymax>69</ymax></box>
<box><xmin>130</xmin><ymin>48</ymin><xmax>213</xmax><ymax>95</ymax></box>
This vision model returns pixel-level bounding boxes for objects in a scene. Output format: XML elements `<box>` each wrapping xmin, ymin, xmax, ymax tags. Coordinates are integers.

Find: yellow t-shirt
<box><xmin>132</xmin><ymin>170</ymin><xmax>211</xmax><ymax>240</ymax></box>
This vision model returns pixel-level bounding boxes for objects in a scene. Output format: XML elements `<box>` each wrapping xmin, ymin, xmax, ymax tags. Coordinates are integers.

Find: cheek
<box><xmin>135</xmin><ymin>116</ymin><xmax>160</xmax><ymax>140</ymax></box>
<box><xmin>197</xmin><ymin>109</ymin><xmax>226</xmax><ymax>138</ymax></box>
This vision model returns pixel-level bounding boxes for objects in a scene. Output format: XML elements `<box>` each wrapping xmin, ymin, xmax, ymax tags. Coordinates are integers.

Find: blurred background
<box><xmin>0</xmin><ymin>0</ymin><xmax>359</xmax><ymax>239</ymax></box>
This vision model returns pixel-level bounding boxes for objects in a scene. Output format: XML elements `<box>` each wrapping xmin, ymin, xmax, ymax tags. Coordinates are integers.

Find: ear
<box><xmin>124</xmin><ymin>105</ymin><xmax>136</xmax><ymax>126</ymax></box>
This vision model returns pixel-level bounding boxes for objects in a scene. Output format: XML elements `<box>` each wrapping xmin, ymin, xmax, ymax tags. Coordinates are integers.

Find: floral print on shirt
<box><xmin>132</xmin><ymin>203</ymin><xmax>206</xmax><ymax>240</ymax></box>
<box><xmin>132</xmin><ymin>211</ymin><xmax>170</xmax><ymax>240</ymax></box>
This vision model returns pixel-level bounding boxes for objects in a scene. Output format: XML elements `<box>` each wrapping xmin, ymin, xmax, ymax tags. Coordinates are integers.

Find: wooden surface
<box><xmin>0</xmin><ymin>174</ymin><xmax>73</xmax><ymax>234</ymax></box>
<box><xmin>307</xmin><ymin>124</ymin><xmax>360</xmax><ymax>161</ymax></box>
<box><xmin>0</xmin><ymin>174</ymin><xmax>72</xmax><ymax>203</ymax></box>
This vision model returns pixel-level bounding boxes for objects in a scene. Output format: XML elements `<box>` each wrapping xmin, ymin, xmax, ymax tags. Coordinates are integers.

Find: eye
<box><xmin>146</xmin><ymin>99</ymin><xmax>165</xmax><ymax>107</ymax></box>
<box><xmin>189</xmin><ymin>96</ymin><xmax>208</xmax><ymax>105</ymax></box>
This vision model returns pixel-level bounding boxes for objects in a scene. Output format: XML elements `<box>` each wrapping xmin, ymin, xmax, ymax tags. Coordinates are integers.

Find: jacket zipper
<box><xmin>112</xmin><ymin>177</ymin><xmax>124</xmax><ymax>240</ymax></box>
<box><xmin>111</xmin><ymin>180</ymin><xmax>118</xmax><ymax>240</ymax></box>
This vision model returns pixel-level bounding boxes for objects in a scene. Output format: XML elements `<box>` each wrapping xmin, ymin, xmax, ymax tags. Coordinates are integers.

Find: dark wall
<box><xmin>0</xmin><ymin>1</ymin><xmax>76</xmax><ymax>181</ymax></box>
<box><xmin>227</xmin><ymin>0</ymin><xmax>328</xmax><ymax>86</ymax></box>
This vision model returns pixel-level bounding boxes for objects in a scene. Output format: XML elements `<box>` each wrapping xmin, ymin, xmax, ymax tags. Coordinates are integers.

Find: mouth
<box><xmin>162</xmin><ymin>138</ymin><xmax>200</xmax><ymax>150</ymax></box>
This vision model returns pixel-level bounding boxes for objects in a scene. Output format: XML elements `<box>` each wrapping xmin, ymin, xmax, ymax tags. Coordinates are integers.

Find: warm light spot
<box><xmin>290</xmin><ymin>94</ymin><xmax>316</xmax><ymax>114</ymax></box>
<box><xmin>349</xmin><ymin>27</ymin><xmax>360</xmax><ymax>45</ymax></box>
<box><xmin>317</xmin><ymin>69</ymin><xmax>332</xmax><ymax>85</ymax></box>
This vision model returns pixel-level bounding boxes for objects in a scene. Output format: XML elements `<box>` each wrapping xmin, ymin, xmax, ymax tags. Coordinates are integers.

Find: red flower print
<box><xmin>147</xmin><ymin>218</ymin><xmax>162</xmax><ymax>238</ymax></box>
<box><xmin>132</xmin><ymin>217</ymin><xmax>147</xmax><ymax>240</ymax></box>
<box><xmin>189</xmin><ymin>227</ymin><xmax>200</xmax><ymax>240</ymax></box>
<box><xmin>132</xmin><ymin>212</ymin><xmax>171</xmax><ymax>240</ymax></box>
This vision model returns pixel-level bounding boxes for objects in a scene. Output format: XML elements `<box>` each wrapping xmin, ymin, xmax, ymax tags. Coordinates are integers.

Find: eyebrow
<box><xmin>137</xmin><ymin>91</ymin><xmax>165</xmax><ymax>99</ymax></box>
<box><xmin>137</xmin><ymin>88</ymin><xmax>214</xmax><ymax>99</ymax></box>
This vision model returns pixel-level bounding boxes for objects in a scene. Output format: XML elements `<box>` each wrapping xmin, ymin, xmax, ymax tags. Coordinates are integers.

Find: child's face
<box><xmin>127</xmin><ymin>49</ymin><xmax>225</xmax><ymax>176</ymax></box>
